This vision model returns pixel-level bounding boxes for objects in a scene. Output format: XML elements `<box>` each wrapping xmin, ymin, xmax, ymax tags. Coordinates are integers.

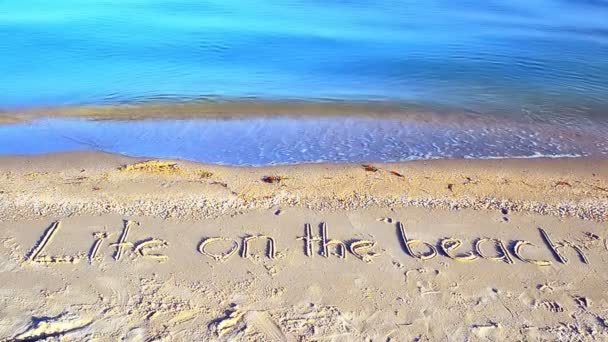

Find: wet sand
<box><xmin>1</xmin><ymin>153</ymin><xmax>608</xmax><ymax>340</ymax></box>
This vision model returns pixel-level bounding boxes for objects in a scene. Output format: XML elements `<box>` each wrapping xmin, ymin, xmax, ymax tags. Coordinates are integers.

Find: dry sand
<box><xmin>1</xmin><ymin>153</ymin><xmax>608</xmax><ymax>340</ymax></box>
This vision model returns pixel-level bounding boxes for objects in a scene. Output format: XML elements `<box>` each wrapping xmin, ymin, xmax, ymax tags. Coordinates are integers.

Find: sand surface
<box><xmin>1</xmin><ymin>153</ymin><xmax>608</xmax><ymax>340</ymax></box>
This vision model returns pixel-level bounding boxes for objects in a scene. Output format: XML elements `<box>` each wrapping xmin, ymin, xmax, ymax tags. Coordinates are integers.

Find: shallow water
<box><xmin>0</xmin><ymin>117</ymin><xmax>605</xmax><ymax>165</ymax></box>
<box><xmin>1</xmin><ymin>0</ymin><xmax>607</xmax><ymax>164</ymax></box>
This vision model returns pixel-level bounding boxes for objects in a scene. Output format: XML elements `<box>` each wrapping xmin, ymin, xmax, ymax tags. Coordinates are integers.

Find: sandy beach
<box><xmin>3</xmin><ymin>0</ymin><xmax>608</xmax><ymax>339</ymax></box>
<box><xmin>0</xmin><ymin>153</ymin><xmax>607</xmax><ymax>340</ymax></box>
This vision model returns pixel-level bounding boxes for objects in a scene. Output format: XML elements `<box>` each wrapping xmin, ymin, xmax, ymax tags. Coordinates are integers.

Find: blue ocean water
<box><xmin>1</xmin><ymin>0</ymin><xmax>607</xmax><ymax>164</ymax></box>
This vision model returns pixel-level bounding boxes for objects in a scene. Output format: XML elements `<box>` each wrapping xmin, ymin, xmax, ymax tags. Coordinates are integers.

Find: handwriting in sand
<box><xmin>23</xmin><ymin>219</ymin><xmax>590</xmax><ymax>267</ymax></box>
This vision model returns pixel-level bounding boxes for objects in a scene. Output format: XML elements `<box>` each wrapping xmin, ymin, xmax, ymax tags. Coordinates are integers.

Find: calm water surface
<box><xmin>1</xmin><ymin>0</ymin><xmax>607</xmax><ymax>164</ymax></box>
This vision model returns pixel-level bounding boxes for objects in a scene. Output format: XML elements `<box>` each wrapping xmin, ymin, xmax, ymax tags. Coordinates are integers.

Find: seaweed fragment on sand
<box><xmin>196</xmin><ymin>170</ymin><xmax>214</xmax><ymax>178</ymax></box>
<box><xmin>554</xmin><ymin>180</ymin><xmax>572</xmax><ymax>188</ymax></box>
<box><xmin>390</xmin><ymin>170</ymin><xmax>404</xmax><ymax>178</ymax></box>
<box><xmin>362</xmin><ymin>164</ymin><xmax>378</xmax><ymax>172</ymax></box>
<box><xmin>262</xmin><ymin>176</ymin><xmax>285</xmax><ymax>184</ymax></box>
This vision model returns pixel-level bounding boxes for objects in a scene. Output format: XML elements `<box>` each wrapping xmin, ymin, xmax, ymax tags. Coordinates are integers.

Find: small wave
<box><xmin>0</xmin><ymin>115</ymin><xmax>605</xmax><ymax>165</ymax></box>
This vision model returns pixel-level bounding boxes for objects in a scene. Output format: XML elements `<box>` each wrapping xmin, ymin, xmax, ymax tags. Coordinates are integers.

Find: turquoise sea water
<box><xmin>1</xmin><ymin>0</ymin><xmax>607</xmax><ymax>164</ymax></box>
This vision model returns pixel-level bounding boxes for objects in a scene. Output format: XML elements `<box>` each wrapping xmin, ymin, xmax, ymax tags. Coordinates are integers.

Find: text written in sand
<box><xmin>22</xmin><ymin>219</ymin><xmax>591</xmax><ymax>267</ymax></box>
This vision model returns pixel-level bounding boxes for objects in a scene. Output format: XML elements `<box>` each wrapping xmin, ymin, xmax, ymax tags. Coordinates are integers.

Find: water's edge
<box><xmin>1</xmin><ymin>101</ymin><xmax>606</xmax><ymax>166</ymax></box>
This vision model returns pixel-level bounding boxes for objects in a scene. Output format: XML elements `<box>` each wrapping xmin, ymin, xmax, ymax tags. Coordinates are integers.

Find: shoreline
<box><xmin>1</xmin><ymin>113</ymin><xmax>606</xmax><ymax>165</ymax></box>
<box><xmin>0</xmin><ymin>151</ymin><xmax>606</xmax><ymax>222</ymax></box>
